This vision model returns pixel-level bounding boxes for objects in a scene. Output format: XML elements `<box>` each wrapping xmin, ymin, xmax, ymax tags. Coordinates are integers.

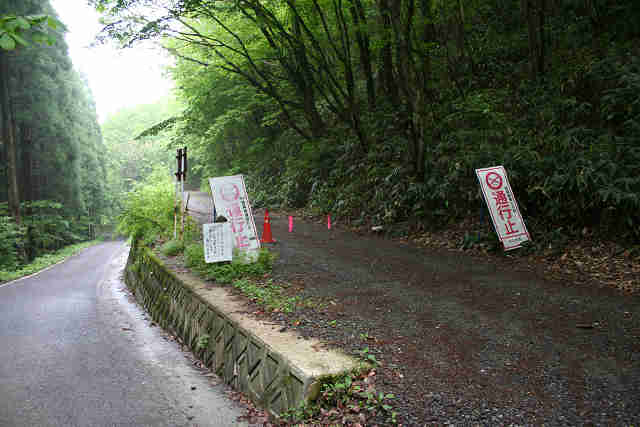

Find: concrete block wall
<box><xmin>124</xmin><ymin>241</ymin><xmax>359</xmax><ymax>417</ymax></box>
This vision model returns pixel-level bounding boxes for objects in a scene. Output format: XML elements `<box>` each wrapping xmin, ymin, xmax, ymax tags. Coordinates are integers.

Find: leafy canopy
<box><xmin>0</xmin><ymin>13</ymin><xmax>62</xmax><ymax>50</ymax></box>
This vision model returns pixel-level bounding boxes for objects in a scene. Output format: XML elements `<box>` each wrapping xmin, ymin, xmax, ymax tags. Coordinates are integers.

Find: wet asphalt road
<box><xmin>0</xmin><ymin>241</ymin><xmax>248</xmax><ymax>427</ymax></box>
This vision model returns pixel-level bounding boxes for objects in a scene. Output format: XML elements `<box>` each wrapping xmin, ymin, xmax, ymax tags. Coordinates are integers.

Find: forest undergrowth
<box><xmin>0</xmin><ymin>200</ymin><xmax>108</xmax><ymax>278</ymax></box>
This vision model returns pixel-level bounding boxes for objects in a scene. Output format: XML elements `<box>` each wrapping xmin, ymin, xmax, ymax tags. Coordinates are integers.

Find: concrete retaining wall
<box><xmin>124</xmin><ymin>241</ymin><xmax>359</xmax><ymax>417</ymax></box>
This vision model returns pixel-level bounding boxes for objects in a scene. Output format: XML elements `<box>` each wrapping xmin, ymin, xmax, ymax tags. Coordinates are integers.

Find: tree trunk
<box><xmin>412</xmin><ymin>0</ymin><xmax>437</xmax><ymax>183</ymax></box>
<box><xmin>335</xmin><ymin>0</ymin><xmax>368</xmax><ymax>152</ymax></box>
<box><xmin>0</xmin><ymin>51</ymin><xmax>20</xmax><ymax>223</ymax></box>
<box><xmin>21</xmin><ymin>124</ymin><xmax>32</xmax><ymax>203</ymax></box>
<box><xmin>538</xmin><ymin>0</ymin><xmax>546</xmax><ymax>76</ymax></box>
<box><xmin>455</xmin><ymin>0</ymin><xmax>466</xmax><ymax>58</ymax></box>
<box><xmin>390</xmin><ymin>0</ymin><xmax>410</xmax><ymax>99</ymax></box>
<box><xmin>377</xmin><ymin>0</ymin><xmax>399</xmax><ymax>106</ymax></box>
<box><xmin>584</xmin><ymin>0</ymin><xmax>601</xmax><ymax>37</ymax></box>
<box><xmin>525</xmin><ymin>0</ymin><xmax>546</xmax><ymax>79</ymax></box>
<box><xmin>21</xmin><ymin>125</ymin><xmax>34</xmax><ymax>262</ymax></box>
<box><xmin>388</xmin><ymin>0</ymin><xmax>427</xmax><ymax>180</ymax></box>
<box><xmin>349</xmin><ymin>0</ymin><xmax>376</xmax><ymax>109</ymax></box>
<box><xmin>292</xmin><ymin>13</ymin><xmax>325</xmax><ymax>138</ymax></box>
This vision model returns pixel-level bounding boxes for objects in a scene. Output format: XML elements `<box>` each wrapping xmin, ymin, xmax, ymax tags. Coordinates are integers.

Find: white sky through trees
<box><xmin>49</xmin><ymin>0</ymin><xmax>173</xmax><ymax>122</ymax></box>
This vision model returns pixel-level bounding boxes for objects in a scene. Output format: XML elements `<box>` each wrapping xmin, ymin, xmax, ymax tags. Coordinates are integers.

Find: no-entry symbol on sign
<box><xmin>485</xmin><ymin>172</ymin><xmax>503</xmax><ymax>190</ymax></box>
<box><xmin>476</xmin><ymin>166</ymin><xmax>531</xmax><ymax>250</ymax></box>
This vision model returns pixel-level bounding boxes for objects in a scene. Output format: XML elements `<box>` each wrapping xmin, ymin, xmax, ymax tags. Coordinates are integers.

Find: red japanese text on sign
<box><xmin>476</xmin><ymin>166</ymin><xmax>530</xmax><ymax>250</ymax></box>
<box><xmin>210</xmin><ymin>175</ymin><xmax>260</xmax><ymax>259</ymax></box>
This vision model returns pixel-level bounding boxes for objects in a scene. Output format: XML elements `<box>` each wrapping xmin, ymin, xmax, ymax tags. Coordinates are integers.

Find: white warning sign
<box><xmin>203</xmin><ymin>222</ymin><xmax>233</xmax><ymax>263</ymax></box>
<box><xmin>476</xmin><ymin>166</ymin><xmax>531</xmax><ymax>250</ymax></box>
<box><xmin>209</xmin><ymin>174</ymin><xmax>261</xmax><ymax>259</ymax></box>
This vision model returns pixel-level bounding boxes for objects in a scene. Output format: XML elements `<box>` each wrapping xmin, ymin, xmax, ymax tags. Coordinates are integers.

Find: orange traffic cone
<box><xmin>261</xmin><ymin>209</ymin><xmax>275</xmax><ymax>243</ymax></box>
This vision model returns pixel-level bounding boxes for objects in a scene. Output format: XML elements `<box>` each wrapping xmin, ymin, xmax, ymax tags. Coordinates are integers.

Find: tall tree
<box><xmin>0</xmin><ymin>48</ymin><xmax>18</xmax><ymax>221</ymax></box>
<box><xmin>0</xmin><ymin>1</ymin><xmax>61</xmax><ymax>223</ymax></box>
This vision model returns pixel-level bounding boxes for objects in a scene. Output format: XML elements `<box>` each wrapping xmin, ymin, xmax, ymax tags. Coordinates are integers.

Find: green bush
<box><xmin>1</xmin><ymin>200</ymin><xmax>95</xmax><ymax>269</ymax></box>
<box><xmin>160</xmin><ymin>239</ymin><xmax>185</xmax><ymax>256</ymax></box>
<box><xmin>117</xmin><ymin>170</ymin><xmax>175</xmax><ymax>241</ymax></box>
<box><xmin>184</xmin><ymin>242</ymin><xmax>206</xmax><ymax>270</ymax></box>
<box><xmin>0</xmin><ymin>216</ymin><xmax>25</xmax><ymax>270</ymax></box>
<box><xmin>21</xmin><ymin>200</ymin><xmax>89</xmax><ymax>257</ymax></box>
<box><xmin>184</xmin><ymin>243</ymin><xmax>274</xmax><ymax>283</ymax></box>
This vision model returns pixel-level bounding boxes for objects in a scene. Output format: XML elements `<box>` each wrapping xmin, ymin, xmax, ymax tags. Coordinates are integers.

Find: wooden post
<box><xmin>181</xmin><ymin>178</ymin><xmax>185</xmax><ymax>238</ymax></box>
<box><xmin>174</xmin><ymin>176</ymin><xmax>178</xmax><ymax>240</ymax></box>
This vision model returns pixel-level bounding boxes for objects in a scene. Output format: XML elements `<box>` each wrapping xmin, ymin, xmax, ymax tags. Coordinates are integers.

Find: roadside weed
<box><xmin>196</xmin><ymin>334</ymin><xmax>210</xmax><ymax>350</ymax></box>
<box><xmin>160</xmin><ymin>239</ymin><xmax>184</xmax><ymax>256</ymax></box>
<box><xmin>231</xmin><ymin>279</ymin><xmax>314</xmax><ymax>313</ymax></box>
<box><xmin>281</xmin><ymin>370</ymin><xmax>397</xmax><ymax>425</ymax></box>
<box><xmin>184</xmin><ymin>245</ymin><xmax>274</xmax><ymax>283</ymax></box>
<box><xmin>358</xmin><ymin>346</ymin><xmax>380</xmax><ymax>366</ymax></box>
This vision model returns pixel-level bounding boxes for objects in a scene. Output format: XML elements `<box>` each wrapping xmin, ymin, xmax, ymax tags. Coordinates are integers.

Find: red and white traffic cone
<box><xmin>261</xmin><ymin>209</ymin><xmax>275</xmax><ymax>243</ymax></box>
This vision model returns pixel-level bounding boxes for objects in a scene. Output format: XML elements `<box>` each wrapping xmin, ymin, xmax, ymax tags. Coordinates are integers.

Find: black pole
<box><xmin>176</xmin><ymin>148</ymin><xmax>183</xmax><ymax>181</ymax></box>
<box><xmin>183</xmin><ymin>147</ymin><xmax>187</xmax><ymax>181</ymax></box>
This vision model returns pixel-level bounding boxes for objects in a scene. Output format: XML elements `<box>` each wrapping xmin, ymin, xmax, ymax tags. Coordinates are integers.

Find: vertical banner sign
<box><xmin>476</xmin><ymin>166</ymin><xmax>531</xmax><ymax>250</ymax></box>
<box><xmin>209</xmin><ymin>175</ymin><xmax>261</xmax><ymax>258</ymax></box>
<box><xmin>203</xmin><ymin>222</ymin><xmax>233</xmax><ymax>263</ymax></box>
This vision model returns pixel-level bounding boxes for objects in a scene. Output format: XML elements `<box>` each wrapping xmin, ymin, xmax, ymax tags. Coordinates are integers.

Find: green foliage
<box><xmin>182</xmin><ymin>216</ymin><xmax>201</xmax><ymax>243</ymax></box>
<box><xmin>117</xmin><ymin>170</ymin><xmax>175</xmax><ymax>243</ymax></box>
<box><xmin>182</xmin><ymin>243</ymin><xmax>313</xmax><ymax>313</ymax></box>
<box><xmin>0</xmin><ymin>240</ymin><xmax>97</xmax><ymax>283</ymax></box>
<box><xmin>1</xmin><ymin>1</ymin><xmax>108</xmax><ymax>224</ymax></box>
<box><xmin>231</xmin><ymin>278</ymin><xmax>308</xmax><ymax>313</ymax></box>
<box><xmin>282</xmin><ymin>370</ymin><xmax>397</xmax><ymax>425</ymax></box>
<box><xmin>195</xmin><ymin>334</ymin><xmax>210</xmax><ymax>350</ymax></box>
<box><xmin>183</xmin><ymin>243</ymin><xmax>205</xmax><ymax>270</ymax></box>
<box><xmin>95</xmin><ymin>0</ymin><xmax>640</xmax><ymax>248</ymax></box>
<box><xmin>0</xmin><ymin>200</ymin><xmax>95</xmax><ymax>269</ymax></box>
<box><xmin>357</xmin><ymin>347</ymin><xmax>380</xmax><ymax>367</ymax></box>
<box><xmin>0</xmin><ymin>215</ymin><xmax>24</xmax><ymax>270</ymax></box>
<box><xmin>22</xmin><ymin>200</ymin><xmax>88</xmax><ymax>253</ymax></box>
<box><xmin>101</xmin><ymin>97</ymin><xmax>184</xmax><ymax>217</ymax></box>
<box><xmin>184</xmin><ymin>245</ymin><xmax>274</xmax><ymax>283</ymax></box>
<box><xmin>160</xmin><ymin>239</ymin><xmax>184</xmax><ymax>256</ymax></box>
<box><xmin>0</xmin><ymin>13</ymin><xmax>62</xmax><ymax>51</ymax></box>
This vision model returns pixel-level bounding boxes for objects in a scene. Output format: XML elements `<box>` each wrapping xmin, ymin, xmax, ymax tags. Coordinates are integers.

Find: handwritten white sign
<box><xmin>476</xmin><ymin>166</ymin><xmax>531</xmax><ymax>250</ymax></box>
<box><xmin>203</xmin><ymin>223</ymin><xmax>233</xmax><ymax>263</ymax></box>
<box><xmin>208</xmin><ymin>175</ymin><xmax>260</xmax><ymax>259</ymax></box>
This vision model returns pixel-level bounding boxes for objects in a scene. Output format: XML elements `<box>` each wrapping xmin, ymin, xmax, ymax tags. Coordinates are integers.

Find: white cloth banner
<box><xmin>476</xmin><ymin>166</ymin><xmax>531</xmax><ymax>250</ymax></box>
<box><xmin>208</xmin><ymin>175</ymin><xmax>261</xmax><ymax>259</ymax></box>
<box><xmin>203</xmin><ymin>222</ymin><xmax>233</xmax><ymax>263</ymax></box>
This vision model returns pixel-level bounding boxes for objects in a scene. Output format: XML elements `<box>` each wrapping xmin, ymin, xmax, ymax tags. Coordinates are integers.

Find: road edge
<box><xmin>124</xmin><ymin>240</ymin><xmax>361</xmax><ymax>419</ymax></box>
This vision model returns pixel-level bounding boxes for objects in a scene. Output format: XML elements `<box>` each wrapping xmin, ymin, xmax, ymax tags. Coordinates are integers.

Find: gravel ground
<box><xmin>187</xmin><ymin>192</ymin><xmax>640</xmax><ymax>425</ymax></box>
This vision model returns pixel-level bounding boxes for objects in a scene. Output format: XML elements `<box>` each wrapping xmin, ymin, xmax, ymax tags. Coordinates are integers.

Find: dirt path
<box><xmin>188</xmin><ymin>192</ymin><xmax>640</xmax><ymax>425</ymax></box>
